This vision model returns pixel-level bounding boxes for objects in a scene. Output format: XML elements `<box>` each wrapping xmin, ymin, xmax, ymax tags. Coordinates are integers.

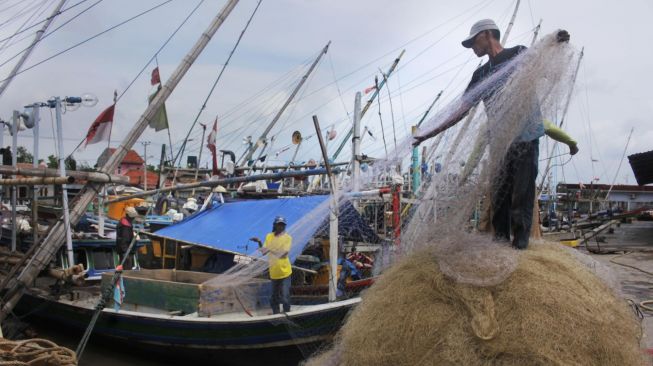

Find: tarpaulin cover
<box><xmin>152</xmin><ymin>195</ymin><xmax>379</xmax><ymax>262</ymax></box>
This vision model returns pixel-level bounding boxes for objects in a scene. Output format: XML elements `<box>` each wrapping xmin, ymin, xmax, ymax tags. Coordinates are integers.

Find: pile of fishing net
<box><xmin>0</xmin><ymin>338</ymin><xmax>77</xmax><ymax>366</ymax></box>
<box><xmin>306</xmin><ymin>239</ymin><xmax>643</xmax><ymax>366</ymax></box>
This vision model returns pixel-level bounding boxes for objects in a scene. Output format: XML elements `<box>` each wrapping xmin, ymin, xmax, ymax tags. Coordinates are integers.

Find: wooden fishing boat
<box><xmin>16</xmin><ymin>269</ymin><xmax>359</xmax><ymax>363</ymax></box>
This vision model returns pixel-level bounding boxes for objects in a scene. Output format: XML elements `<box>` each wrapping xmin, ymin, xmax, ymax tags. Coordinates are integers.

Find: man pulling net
<box><xmin>413</xmin><ymin>19</ymin><xmax>570</xmax><ymax>249</ymax></box>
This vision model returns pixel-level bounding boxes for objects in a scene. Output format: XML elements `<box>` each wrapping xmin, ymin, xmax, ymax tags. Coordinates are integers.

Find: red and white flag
<box><xmin>207</xmin><ymin>118</ymin><xmax>218</xmax><ymax>176</ymax></box>
<box><xmin>151</xmin><ymin>67</ymin><xmax>161</xmax><ymax>85</ymax></box>
<box><xmin>364</xmin><ymin>85</ymin><xmax>376</xmax><ymax>94</ymax></box>
<box><xmin>84</xmin><ymin>104</ymin><xmax>115</xmax><ymax>147</ymax></box>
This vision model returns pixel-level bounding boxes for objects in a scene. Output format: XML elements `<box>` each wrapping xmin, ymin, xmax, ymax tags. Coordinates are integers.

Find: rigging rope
<box><xmin>0</xmin><ymin>0</ymin><xmax>104</xmax><ymax>71</ymax></box>
<box><xmin>66</xmin><ymin>0</ymin><xmax>200</xmax><ymax>158</ymax></box>
<box><xmin>0</xmin><ymin>0</ymin><xmax>47</xmax><ymax>56</ymax></box>
<box><xmin>171</xmin><ymin>0</ymin><xmax>263</xmax><ymax>177</ymax></box>
<box><xmin>382</xmin><ymin>70</ymin><xmax>398</xmax><ymax>158</ymax></box>
<box><xmin>0</xmin><ymin>0</ymin><xmax>90</xmax><ymax>44</ymax></box>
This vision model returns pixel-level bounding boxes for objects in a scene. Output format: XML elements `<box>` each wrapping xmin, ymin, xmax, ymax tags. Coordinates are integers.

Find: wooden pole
<box><xmin>240</xmin><ymin>41</ymin><xmax>331</xmax><ymax>166</ymax></box>
<box><xmin>332</xmin><ymin>50</ymin><xmax>405</xmax><ymax>160</ymax></box>
<box><xmin>0</xmin><ymin>176</ymin><xmax>74</xmax><ymax>186</ymax></box>
<box><xmin>31</xmin><ymin>105</ymin><xmax>40</xmax><ymax>248</ymax></box>
<box><xmin>191</xmin><ymin>124</ymin><xmax>207</xmax><ymax>196</ymax></box>
<box><xmin>0</xmin><ymin>165</ymin><xmax>129</xmax><ymax>184</ymax></box>
<box><xmin>313</xmin><ymin>115</ymin><xmax>338</xmax><ymax>302</ymax></box>
<box><xmin>10</xmin><ymin>111</ymin><xmax>18</xmax><ymax>253</ymax></box>
<box><xmin>106</xmin><ymin>167</ymin><xmax>337</xmax><ymax>204</ymax></box>
<box><xmin>0</xmin><ymin>0</ymin><xmax>240</xmax><ymax>322</ymax></box>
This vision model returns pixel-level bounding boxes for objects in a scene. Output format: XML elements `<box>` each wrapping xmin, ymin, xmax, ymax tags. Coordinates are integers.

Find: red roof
<box><xmin>104</xmin><ymin>148</ymin><xmax>144</xmax><ymax>165</ymax></box>
<box><xmin>124</xmin><ymin>170</ymin><xmax>159</xmax><ymax>188</ymax></box>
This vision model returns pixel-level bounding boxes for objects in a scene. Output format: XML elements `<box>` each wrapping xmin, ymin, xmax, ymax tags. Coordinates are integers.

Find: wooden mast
<box><xmin>240</xmin><ymin>42</ymin><xmax>331</xmax><ymax>166</ymax></box>
<box><xmin>331</xmin><ymin>50</ymin><xmax>405</xmax><ymax>161</ymax></box>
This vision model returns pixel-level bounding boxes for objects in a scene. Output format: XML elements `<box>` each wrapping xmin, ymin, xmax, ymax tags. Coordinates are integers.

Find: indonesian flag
<box><xmin>207</xmin><ymin>118</ymin><xmax>218</xmax><ymax>176</ymax></box>
<box><xmin>84</xmin><ymin>104</ymin><xmax>115</xmax><ymax>147</ymax></box>
<box><xmin>151</xmin><ymin>67</ymin><xmax>161</xmax><ymax>85</ymax></box>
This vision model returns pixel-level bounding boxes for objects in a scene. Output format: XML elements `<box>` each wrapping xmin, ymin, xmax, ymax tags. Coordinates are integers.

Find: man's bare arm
<box><xmin>413</xmin><ymin>101</ymin><xmax>473</xmax><ymax>146</ymax></box>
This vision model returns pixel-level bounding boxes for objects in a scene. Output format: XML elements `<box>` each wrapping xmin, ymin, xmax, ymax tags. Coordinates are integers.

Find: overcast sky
<box><xmin>0</xmin><ymin>0</ymin><xmax>649</xmax><ymax>185</ymax></box>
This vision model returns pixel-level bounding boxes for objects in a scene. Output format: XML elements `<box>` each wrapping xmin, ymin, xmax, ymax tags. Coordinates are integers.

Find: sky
<box><xmin>0</xmin><ymin>0</ymin><xmax>650</xmax><ymax>186</ymax></box>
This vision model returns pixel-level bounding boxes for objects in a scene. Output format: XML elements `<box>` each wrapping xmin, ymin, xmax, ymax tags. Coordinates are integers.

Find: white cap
<box><xmin>125</xmin><ymin>206</ymin><xmax>138</xmax><ymax>218</ymax></box>
<box><xmin>462</xmin><ymin>19</ymin><xmax>500</xmax><ymax>48</ymax></box>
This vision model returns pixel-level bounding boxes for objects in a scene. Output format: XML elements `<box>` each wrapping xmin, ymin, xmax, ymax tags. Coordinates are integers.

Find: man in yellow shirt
<box><xmin>250</xmin><ymin>216</ymin><xmax>292</xmax><ymax>314</ymax></box>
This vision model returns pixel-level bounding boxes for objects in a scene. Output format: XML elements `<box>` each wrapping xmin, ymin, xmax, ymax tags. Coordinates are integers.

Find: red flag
<box><xmin>151</xmin><ymin>67</ymin><xmax>161</xmax><ymax>85</ymax></box>
<box><xmin>207</xmin><ymin>118</ymin><xmax>218</xmax><ymax>176</ymax></box>
<box><xmin>364</xmin><ymin>85</ymin><xmax>376</xmax><ymax>94</ymax></box>
<box><xmin>84</xmin><ymin>104</ymin><xmax>115</xmax><ymax>147</ymax></box>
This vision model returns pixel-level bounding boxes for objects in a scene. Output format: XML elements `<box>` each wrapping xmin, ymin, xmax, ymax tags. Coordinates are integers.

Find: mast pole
<box><xmin>530</xmin><ymin>19</ymin><xmax>542</xmax><ymax>45</ymax></box>
<box><xmin>313</xmin><ymin>115</ymin><xmax>338</xmax><ymax>302</ymax></box>
<box><xmin>352</xmin><ymin>92</ymin><xmax>362</xmax><ymax>194</ymax></box>
<box><xmin>411</xmin><ymin>90</ymin><xmax>442</xmax><ymax>194</ymax></box>
<box><xmin>241</xmin><ymin>42</ymin><xmax>331</xmax><ymax>166</ymax></box>
<box><xmin>500</xmin><ymin>0</ymin><xmax>521</xmax><ymax>45</ymax></box>
<box><xmin>191</xmin><ymin>124</ymin><xmax>207</xmax><ymax>196</ymax></box>
<box><xmin>332</xmin><ymin>50</ymin><xmax>405</xmax><ymax>161</ymax></box>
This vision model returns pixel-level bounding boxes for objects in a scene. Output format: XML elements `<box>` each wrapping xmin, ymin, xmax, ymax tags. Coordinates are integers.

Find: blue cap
<box><xmin>273</xmin><ymin>216</ymin><xmax>287</xmax><ymax>225</ymax></box>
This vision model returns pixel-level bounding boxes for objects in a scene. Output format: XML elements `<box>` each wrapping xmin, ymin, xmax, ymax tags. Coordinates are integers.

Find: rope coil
<box><xmin>0</xmin><ymin>338</ymin><xmax>77</xmax><ymax>366</ymax></box>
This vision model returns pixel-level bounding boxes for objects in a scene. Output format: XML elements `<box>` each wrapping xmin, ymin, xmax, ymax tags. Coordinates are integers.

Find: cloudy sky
<box><xmin>0</xmin><ymin>0</ymin><xmax>649</xmax><ymax>185</ymax></box>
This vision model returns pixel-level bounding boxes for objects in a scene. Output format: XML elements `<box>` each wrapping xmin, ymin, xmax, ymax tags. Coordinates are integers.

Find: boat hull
<box><xmin>17</xmin><ymin>291</ymin><xmax>356</xmax><ymax>363</ymax></box>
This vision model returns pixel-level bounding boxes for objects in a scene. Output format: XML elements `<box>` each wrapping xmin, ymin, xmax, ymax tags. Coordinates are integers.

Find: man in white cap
<box><xmin>413</xmin><ymin>19</ymin><xmax>569</xmax><ymax>249</ymax></box>
<box><xmin>116</xmin><ymin>206</ymin><xmax>139</xmax><ymax>268</ymax></box>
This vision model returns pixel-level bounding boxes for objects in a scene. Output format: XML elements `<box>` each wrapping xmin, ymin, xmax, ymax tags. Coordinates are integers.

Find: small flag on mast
<box><xmin>148</xmin><ymin>86</ymin><xmax>169</xmax><ymax>131</ymax></box>
<box><xmin>364</xmin><ymin>85</ymin><xmax>376</xmax><ymax>94</ymax></box>
<box><xmin>83</xmin><ymin>104</ymin><xmax>115</xmax><ymax>147</ymax></box>
<box><xmin>151</xmin><ymin>67</ymin><xmax>161</xmax><ymax>85</ymax></box>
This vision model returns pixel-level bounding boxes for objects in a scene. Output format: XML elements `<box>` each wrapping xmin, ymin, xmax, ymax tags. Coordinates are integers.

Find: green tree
<box><xmin>78</xmin><ymin>162</ymin><xmax>95</xmax><ymax>172</ymax></box>
<box><xmin>16</xmin><ymin>146</ymin><xmax>33</xmax><ymax>163</ymax></box>
<box><xmin>65</xmin><ymin>156</ymin><xmax>76</xmax><ymax>171</ymax></box>
<box><xmin>46</xmin><ymin>155</ymin><xmax>58</xmax><ymax>169</ymax></box>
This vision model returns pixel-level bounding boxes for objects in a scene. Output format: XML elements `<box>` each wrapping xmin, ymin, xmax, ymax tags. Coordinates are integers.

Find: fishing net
<box><xmin>303</xmin><ymin>242</ymin><xmax>642</xmax><ymax>366</ymax></box>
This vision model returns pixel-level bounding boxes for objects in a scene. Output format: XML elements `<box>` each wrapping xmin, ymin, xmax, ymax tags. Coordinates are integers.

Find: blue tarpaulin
<box><xmin>152</xmin><ymin>195</ymin><xmax>378</xmax><ymax>262</ymax></box>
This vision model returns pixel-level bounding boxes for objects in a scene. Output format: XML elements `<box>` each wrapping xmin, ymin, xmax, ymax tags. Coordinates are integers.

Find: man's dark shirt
<box><xmin>465</xmin><ymin>45</ymin><xmax>527</xmax><ymax>96</ymax></box>
<box><xmin>116</xmin><ymin>217</ymin><xmax>134</xmax><ymax>254</ymax></box>
<box><xmin>463</xmin><ymin>45</ymin><xmax>543</xmax><ymax>142</ymax></box>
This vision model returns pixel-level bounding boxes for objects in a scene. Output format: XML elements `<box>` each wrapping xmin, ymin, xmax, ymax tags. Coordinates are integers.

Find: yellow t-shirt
<box><xmin>263</xmin><ymin>232</ymin><xmax>292</xmax><ymax>279</ymax></box>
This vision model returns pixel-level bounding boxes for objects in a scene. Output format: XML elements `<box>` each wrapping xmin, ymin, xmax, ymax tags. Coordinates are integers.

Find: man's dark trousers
<box><xmin>270</xmin><ymin>276</ymin><xmax>291</xmax><ymax>314</ymax></box>
<box><xmin>492</xmin><ymin>139</ymin><xmax>539</xmax><ymax>249</ymax></box>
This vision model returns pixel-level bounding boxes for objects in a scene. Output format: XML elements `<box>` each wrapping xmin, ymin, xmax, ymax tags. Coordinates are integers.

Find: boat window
<box><xmin>91</xmin><ymin>248</ymin><xmax>116</xmax><ymax>270</ymax></box>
